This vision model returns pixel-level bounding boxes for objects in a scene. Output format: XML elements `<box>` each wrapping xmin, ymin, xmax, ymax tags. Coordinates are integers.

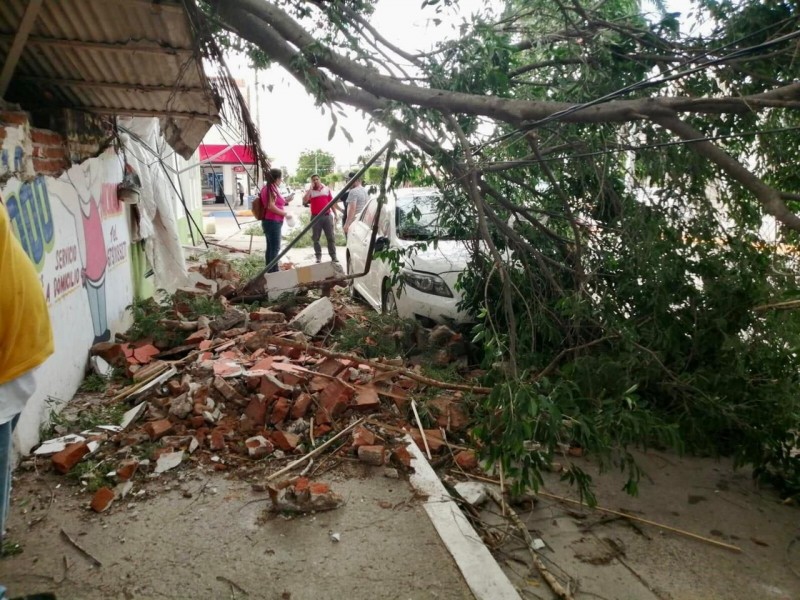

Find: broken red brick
<box><xmin>271</xmin><ymin>431</ymin><xmax>300</xmax><ymax>452</ymax></box>
<box><xmin>454</xmin><ymin>450</ymin><xmax>479</xmax><ymax>471</ymax></box>
<box><xmin>165</xmin><ymin>380</ymin><xmax>184</xmax><ymax>397</ymax></box>
<box><xmin>250</xmin><ymin>309</ymin><xmax>286</xmax><ymax>323</ymax></box>
<box><xmin>320</xmin><ymin>379</ymin><xmax>354</xmax><ymax>406</ymax></box>
<box><xmin>409</xmin><ymin>429</ymin><xmax>445</xmax><ymax>454</ymax></box>
<box><xmin>209</xmin><ymin>428</ymin><xmax>226</xmax><ymax>451</ymax></box>
<box><xmin>290</xmin><ymin>392</ymin><xmax>313</xmax><ymax>419</ymax></box>
<box><xmin>313</xmin><ymin>423</ymin><xmax>332</xmax><ymax>438</ymax></box>
<box><xmin>352</xmin><ymin>426</ymin><xmax>376</xmax><ymax>448</ymax></box>
<box><xmin>357</xmin><ymin>445</ymin><xmax>386</xmax><ymax>466</ymax></box>
<box><xmin>189</xmin><ymin>415</ymin><xmax>206</xmax><ymax>429</ymax></box>
<box><xmin>245</xmin><ymin>397</ymin><xmax>268</xmax><ymax>426</ymax></box>
<box><xmin>245</xmin><ymin>435</ymin><xmax>274</xmax><ymax>458</ymax></box>
<box><xmin>270</xmin><ymin>398</ymin><xmax>291</xmax><ymax>425</ymax></box>
<box><xmin>391</xmin><ymin>446</ymin><xmax>413</xmax><ymax>470</ymax></box>
<box><xmin>116</xmin><ymin>459</ymin><xmax>139</xmax><ymax>481</ymax></box>
<box><xmin>213</xmin><ymin>375</ymin><xmax>240</xmax><ymax>401</ymax></box>
<box><xmin>294</xmin><ymin>477</ymin><xmax>310</xmax><ymax>493</ymax></box>
<box><xmin>185</xmin><ymin>328</ymin><xmax>211</xmax><ymax>345</ymax></box>
<box><xmin>198</xmin><ymin>339</ymin><xmax>213</xmax><ymax>351</ymax></box>
<box><xmin>213</xmin><ymin>360</ymin><xmax>243</xmax><ymax>379</ymax></box>
<box><xmin>90</xmin><ymin>487</ymin><xmax>115</xmax><ymax>513</ymax></box>
<box><xmin>144</xmin><ymin>419</ymin><xmax>174</xmax><ymax>441</ymax></box>
<box><xmin>51</xmin><ymin>442</ymin><xmax>90</xmax><ymax>474</ymax></box>
<box><xmin>132</xmin><ymin>344</ymin><xmax>160</xmax><ymax>364</ymax></box>
<box><xmin>352</xmin><ymin>385</ymin><xmax>381</xmax><ymax>412</ymax></box>
<box><xmin>278</xmin><ymin>371</ymin><xmax>303</xmax><ymax>386</ymax></box>
<box><xmin>316</xmin><ymin>357</ymin><xmax>347</xmax><ymax>377</ymax></box>
<box><xmin>309</xmin><ymin>482</ymin><xmax>330</xmax><ymax>495</ymax></box>
<box><xmin>90</xmin><ymin>341</ymin><xmax>125</xmax><ymax>366</ymax></box>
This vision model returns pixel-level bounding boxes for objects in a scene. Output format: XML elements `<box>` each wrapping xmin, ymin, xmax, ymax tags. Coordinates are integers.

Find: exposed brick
<box><xmin>270</xmin><ymin>398</ymin><xmax>290</xmax><ymax>425</ymax></box>
<box><xmin>51</xmin><ymin>442</ymin><xmax>89</xmax><ymax>474</ymax></box>
<box><xmin>143</xmin><ymin>419</ymin><xmax>174</xmax><ymax>441</ymax></box>
<box><xmin>245</xmin><ymin>397</ymin><xmax>268</xmax><ymax>425</ymax></box>
<box><xmin>31</xmin><ymin>128</ymin><xmax>64</xmax><ymax>145</ymax></box>
<box><xmin>320</xmin><ymin>379</ymin><xmax>353</xmax><ymax>412</ymax></box>
<box><xmin>454</xmin><ymin>450</ymin><xmax>478</xmax><ymax>470</ymax></box>
<box><xmin>260</xmin><ymin>374</ymin><xmax>293</xmax><ymax>398</ymax></box>
<box><xmin>290</xmin><ymin>392</ymin><xmax>313</xmax><ymax>419</ymax></box>
<box><xmin>316</xmin><ymin>357</ymin><xmax>347</xmax><ymax>377</ymax></box>
<box><xmin>313</xmin><ymin>423</ymin><xmax>332</xmax><ymax>438</ymax></box>
<box><xmin>90</xmin><ymin>342</ymin><xmax>126</xmax><ymax>366</ymax></box>
<box><xmin>0</xmin><ymin>110</ymin><xmax>29</xmax><ymax>126</ymax></box>
<box><xmin>90</xmin><ymin>487</ymin><xmax>115</xmax><ymax>513</ymax></box>
<box><xmin>352</xmin><ymin>426</ymin><xmax>376</xmax><ymax>448</ymax></box>
<box><xmin>32</xmin><ymin>157</ymin><xmax>68</xmax><ymax>175</ymax></box>
<box><xmin>190</xmin><ymin>415</ymin><xmax>206</xmax><ymax>429</ymax></box>
<box><xmin>294</xmin><ymin>477</ymin><xmax>310</xmax><ymax>493</ymax></box>
<box><xmin>185</xmin><ymin>328</ymin><xmax>210</xmax><ymax>345</ymax></box>
<box><xmin>32</xmin><ymin>143</ymin><xmax>67</xmax><ymax>160</ymax></box>
<box><xmin>357</xmin><ymin>445</ymin><xmax>386</xmax><ymax>466</ymax></box>
<box><xmin>278</xmin><ymin>372</ymin><xmax>303</xmax><ymax>386</ymax></box>
<box><xmin>270</xmin><ymin>431</ymin><xmax>300</xmax><ymax>452</ymax></box>
<box><xmin>250</xmin><ymin>309</ymin><xmax>286</xmax><ymax>323</ymax></box>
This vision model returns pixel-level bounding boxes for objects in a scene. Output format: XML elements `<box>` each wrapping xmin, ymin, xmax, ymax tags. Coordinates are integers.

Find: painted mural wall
<box><xmin>1</xmin><ymin>130</ymin><xmax>131</xmax><ymax>453</ymax></box>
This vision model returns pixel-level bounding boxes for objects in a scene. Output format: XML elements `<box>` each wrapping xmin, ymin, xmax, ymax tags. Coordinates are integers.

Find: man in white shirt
<box><xmin>343</xmin><ymin>173</ymin><xmax>369</xmax><ymax>235</ymax></box>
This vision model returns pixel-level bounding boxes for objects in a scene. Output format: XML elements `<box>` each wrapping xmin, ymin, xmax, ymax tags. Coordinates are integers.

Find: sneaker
<box><xmin>331</xmin><ymin>257</ymin><xmax>339</xmax><ymax>264</ymax></box>
<box><xmin>315</xmin><ymin>258</ymin><xmax>321</xmax><ymax>264</ymax></box>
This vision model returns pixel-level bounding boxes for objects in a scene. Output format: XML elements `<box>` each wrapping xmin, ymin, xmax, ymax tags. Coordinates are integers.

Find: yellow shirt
<box><xmin>0</xmin><ymin>201</ymin><xmax>54</xmax><ymax>385</ymax></box>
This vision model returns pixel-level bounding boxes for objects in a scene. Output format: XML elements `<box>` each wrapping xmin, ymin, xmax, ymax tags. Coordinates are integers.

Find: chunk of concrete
<box><xmin>454</xmin><ymin>482</ymin><xmax>488</xmax><ymax>507</ymax></box>
<box><xmin>289</xmin><ymin>297</ymin><xmax>335</xmax><ymax>337</ymax></box>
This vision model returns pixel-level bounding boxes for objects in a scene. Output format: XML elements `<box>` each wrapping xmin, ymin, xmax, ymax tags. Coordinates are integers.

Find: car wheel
<box><xmin>382</xmin><ymin>279</ymin><xmax>398</xmax><ymax>317</ymax></box>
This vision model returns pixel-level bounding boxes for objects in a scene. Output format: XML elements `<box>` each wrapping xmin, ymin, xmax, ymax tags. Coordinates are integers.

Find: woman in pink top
<box><xmin>260</xmin><ymin>168</ymin><xmax>288</xmax><ymax>273</ymax></box>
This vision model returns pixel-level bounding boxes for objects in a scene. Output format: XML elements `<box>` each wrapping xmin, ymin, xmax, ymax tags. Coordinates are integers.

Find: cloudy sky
<box><xmin>225</xmin><ymin>0</ymin><xmax>692</xmax><ymax>176</ymax></box>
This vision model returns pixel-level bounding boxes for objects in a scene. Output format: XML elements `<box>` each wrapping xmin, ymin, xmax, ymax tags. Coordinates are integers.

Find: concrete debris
<box><xmin>267</xmin><ymin>477</ymin><xmax>344</xmax><ymax>513</ymax></box>
<box><xmin>90</xmin><ymin>355</ymin><xmax>113</xmax><ymax>378</ymax></box>
<box><xmin>34</xmin><ymin>434</ymin><xmax>86</xmax><ymax>456</ymax></box>
<box><xmin>154</xmin><ymin>451</ymin><xmax>184</xmax><ymax>474</ymax></box>
<box><xmin>289</xmin><ymin>296</ymin><xmax>335</xmax><ymax>336</ymax></box>
<box><xmin>454</xmin><ymin>482</ymin><xmax>488</xmax><ymax>507</ymax></box>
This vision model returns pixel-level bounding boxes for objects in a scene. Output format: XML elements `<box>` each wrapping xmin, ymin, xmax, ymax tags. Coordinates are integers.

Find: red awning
<box><xmin>199</xmin><ymin>144</ymin><xmax>257</xmax><ymax>165</ymax></box>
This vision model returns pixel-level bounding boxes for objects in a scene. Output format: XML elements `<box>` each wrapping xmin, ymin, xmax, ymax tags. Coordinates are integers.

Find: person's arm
<box><xmin>266</xmin><ymin>186</ymin><xmax>286</xmax><ymax>217</ymax></box>
<box><xmin>302</xmin><ymin>187</ymin><xmax>312</xmax><ymax>206</ymax></box>
<box><xmin>344</xmin><ymin>198</ymin><xmax>357</xmax><ymax>233</ymax></box>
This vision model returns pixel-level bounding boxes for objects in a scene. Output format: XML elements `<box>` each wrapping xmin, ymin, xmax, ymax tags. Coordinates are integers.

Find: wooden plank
<box><xmin>0</xmin><ymin>0</ymin><xmax>44</xmax><ymax>97</ymax></box>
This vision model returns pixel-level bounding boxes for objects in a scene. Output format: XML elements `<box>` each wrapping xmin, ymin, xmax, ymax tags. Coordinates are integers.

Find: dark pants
<box><xmin>239</xmin><ymin>192</ymin><xmax>244</xmax><ymax>206</ymax></box>
<box><xmin>311</xmin><ymin>213</ymin><xmax>337</xmax><ymax>261</ymax></box>
<box><xmin>262</xmin><ymin>219</ymin><xmax>282</xmax><ymax>273</ymax></box>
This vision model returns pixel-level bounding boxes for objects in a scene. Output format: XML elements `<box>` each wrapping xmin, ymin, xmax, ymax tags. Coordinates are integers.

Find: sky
<box><xmin>224</xmin><ymin>0</ymin><xmax>693</xmax><ymax>177</ymax></box>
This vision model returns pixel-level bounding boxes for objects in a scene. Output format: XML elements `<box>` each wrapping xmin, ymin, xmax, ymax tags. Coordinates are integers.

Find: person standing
<box><xmin>237</xmin><ymin>180</ymin><xmax>245</xmax><ymax>206</ymax></box>
<box><xmin>0</xmin><ymin>198</ymin><xmax>54</xmax><ymax>561</ymax></box>
<box><xmin>343</xmin><ymin>173</ymin><xmax>369</xmax><ymax>235</ymax></box>
<box><xmin>302</xmin><ymin>174</ymin><xmax>339</xmax><ymax>264</ymax></box>
<box><xmin>259</xmin><ymin>168</ymin><xmax>289</xmax><ymax>273</ymax></box>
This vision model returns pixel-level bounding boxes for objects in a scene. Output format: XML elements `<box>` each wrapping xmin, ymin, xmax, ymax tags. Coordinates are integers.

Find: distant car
<box><xmin>346</xmin><ymin>188</ymin><xmax>474</xmax><ymax>326</ymax></box>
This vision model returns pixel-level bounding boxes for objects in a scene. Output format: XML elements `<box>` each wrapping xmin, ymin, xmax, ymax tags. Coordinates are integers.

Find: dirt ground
<box><xmin>0</xmin><ymin>461</ymin><xmax>473</xmax><ymax>600</ymax></box>
<box><xmin>486</xmin><ymin>450</ymin><xmax>800</xmax><ymax>600</ymax></box>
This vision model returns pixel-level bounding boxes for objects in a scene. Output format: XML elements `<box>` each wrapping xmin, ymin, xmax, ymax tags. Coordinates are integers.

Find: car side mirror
<box><xmin>374</xmin><ymin>236</ymin><xmax>390</xmax><ymax>253</ymax></box>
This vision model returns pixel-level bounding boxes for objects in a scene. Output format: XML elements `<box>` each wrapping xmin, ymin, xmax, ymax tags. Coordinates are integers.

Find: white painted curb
<box><xmin>405</xmin><ymin>435</ymin><xmax>522</xmax><ymax>600</ymax></box>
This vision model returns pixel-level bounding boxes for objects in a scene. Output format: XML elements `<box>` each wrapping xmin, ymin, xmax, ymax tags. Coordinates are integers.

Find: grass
<box><xmin>125</xmin><ymin>291</ymin><xmax>225</xmax><ymax>348</ymax></box>
<box><xmin>0</xmin><ymin>539</ymin><xmax>22</xmax><ymax>558</ymax></box>
<box><xmin>40</xmin><ymin>396</ymin><xmax>129</xmax><ymax>440</ymax></box>
<box><xmin>331</xmin><ymin>313</ymin><xmax>418</xmax><ymax>359</ymax></box>
<box><xmin>67</xmin><ymin>459</ymin><xmax>108</xmax><ymax>492</ymax></box>
<box><xmin>230</xmin><ymin>253</ymin><xmax>266</xmax><ymax>281</ymax></box>
<box><xmin>244</xmin><ymin>224</ymin><xmax>264</xmax><ymax>237</ymax></box>
<box><xmin>79</xmin><ymin>373</ymin><xmax>108</xmax><ymax>393</ymax></box>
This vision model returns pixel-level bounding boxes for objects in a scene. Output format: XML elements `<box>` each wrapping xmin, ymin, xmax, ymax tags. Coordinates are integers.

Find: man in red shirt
<box><xmin>302</xmin><ymin>174</ymin><xmax>339</xmax><ymax>264</ymax></box>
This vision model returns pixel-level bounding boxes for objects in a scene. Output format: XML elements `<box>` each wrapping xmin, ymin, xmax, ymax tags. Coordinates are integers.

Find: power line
<box><xmin>475</xmin><ymin>17</ymin><xmax>800</xmax><ymax>151</ymax></box>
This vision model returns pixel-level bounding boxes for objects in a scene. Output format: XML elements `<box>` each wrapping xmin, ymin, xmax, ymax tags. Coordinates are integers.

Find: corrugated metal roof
<box><xmin>0</xmin><ymin>0</ymin><xmax>221</xmax><ymax>157</ymax></box>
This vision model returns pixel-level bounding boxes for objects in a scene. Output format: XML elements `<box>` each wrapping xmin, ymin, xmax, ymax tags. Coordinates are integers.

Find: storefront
<box><xmin>199</xmin><ymin>143</ymin><xmax>258</xmax><ymax>206</ymax></box>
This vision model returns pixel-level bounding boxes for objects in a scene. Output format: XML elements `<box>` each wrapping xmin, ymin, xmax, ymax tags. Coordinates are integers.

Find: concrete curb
<box><xmin>405</xmin><ymin>435</ymin><xmax>522</xmax><ymax>600</ymax></box>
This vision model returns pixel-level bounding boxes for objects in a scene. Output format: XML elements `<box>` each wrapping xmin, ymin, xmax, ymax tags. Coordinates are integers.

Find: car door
<box><xmin>348</xmin><ymin>199</ymin><xmax>380</xmax><ymax>308</ymax></box>
<box><xmin>364</xmin><ymin>201</ymin><xmax>392</xmax><ymax>303</ymax></box>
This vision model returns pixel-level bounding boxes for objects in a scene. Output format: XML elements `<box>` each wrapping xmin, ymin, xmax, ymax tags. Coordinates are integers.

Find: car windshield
<box><xmin>396</xmin><ymin>194</ymin><xmax>462</xmax><ymax>241</ymax></box>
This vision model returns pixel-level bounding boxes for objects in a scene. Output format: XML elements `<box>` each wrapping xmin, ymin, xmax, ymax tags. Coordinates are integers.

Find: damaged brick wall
<box><xmin>1</xmin><ymin>109</ymin><xmax>69</xmax><ymax>178</ymax></box>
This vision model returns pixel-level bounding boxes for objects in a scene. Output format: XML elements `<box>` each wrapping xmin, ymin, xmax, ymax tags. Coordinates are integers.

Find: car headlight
<box><xmin>402</xmin><ymin>270</ymin><xmax>453</xmax><ymax>298</ymax></box>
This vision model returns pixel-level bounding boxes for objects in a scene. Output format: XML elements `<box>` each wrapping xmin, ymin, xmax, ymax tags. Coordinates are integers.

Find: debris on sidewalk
<box><xmin>30</xmin><ymin>256</ymin><xmax>480</xmax><ymax>518</ymax></box>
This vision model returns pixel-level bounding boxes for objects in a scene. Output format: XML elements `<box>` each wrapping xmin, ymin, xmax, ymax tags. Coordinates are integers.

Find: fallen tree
<box><xmin>202</xmin><ymin>0</ymin><xmax>800</xmax><ymax>500</ymax></box>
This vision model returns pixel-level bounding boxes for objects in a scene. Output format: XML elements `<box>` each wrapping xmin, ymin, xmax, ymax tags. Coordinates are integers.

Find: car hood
<box><xmin>399</xmin><ymin>239</ymin><xmax>472</xmax><ymax>287</ymax></box>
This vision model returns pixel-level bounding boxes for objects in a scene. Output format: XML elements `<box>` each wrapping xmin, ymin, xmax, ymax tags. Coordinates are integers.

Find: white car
<box><xmin>345</xmin><ymin>188</ymin><xmax>474</xmax><ymax>325</ymax></box>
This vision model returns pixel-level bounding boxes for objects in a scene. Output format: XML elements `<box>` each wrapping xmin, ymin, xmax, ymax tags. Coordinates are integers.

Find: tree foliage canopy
<box><xmin>208</xmin><ymin>0</ymin><xmax>800</xmax><ymax>499</ymax></box>
<box><xmin>295</xmin><ymin>148</ymin><xmax>336</xmax><ymax>182</ymax></box>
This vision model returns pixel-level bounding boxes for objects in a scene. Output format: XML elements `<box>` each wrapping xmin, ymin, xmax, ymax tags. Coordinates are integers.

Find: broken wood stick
<box><xmin>485</xmin><ymin>486</ymin><xmax>574</xmax><ymax>600</ymax></box>
<box><xmin>263</xmin><ymin>335</ymin><xmax>492</xmax><ymax>394</ymax></box>
<box><xmin>60</xmin><ymin>528</ymin><xmax>102</xmax><ymax>567</ymax></box>
<box><xmin>411</xmin><ymin>399</ymin><xmax>432</xmax><ymax>459</ymax></box>
<box><xmin>460</xmin><ymin>472</ymin><xmax>742</xmax><ymax>553</ymax></box>
<box><xmin>158</xmin><ymin>319</ymin><xmax>198</xmax><ymax>331</ymax></box>
<box><xmin>111</xmin><ymin>362</ymin><xmax>171</xmax><ymax>402</ymax></box>
<box><xmin>537</xmin><ymin>491</ymin><xmax>742</xmax><ymax>553</ymax></box>
<box><xmin>266</xmin><ymin>417</ymin><xmax>366</xmax><ymax>482</ymax></box>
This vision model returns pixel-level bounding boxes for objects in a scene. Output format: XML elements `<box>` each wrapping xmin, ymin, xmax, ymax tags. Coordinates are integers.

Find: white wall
<box><xmin>1</xmin><ymin>141</ymin><xmax>132</xmax><ymax>453</ymax></box>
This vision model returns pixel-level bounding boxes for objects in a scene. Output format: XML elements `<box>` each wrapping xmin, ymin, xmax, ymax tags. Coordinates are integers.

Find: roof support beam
<box><xmin>0</xmin><ymin>0</ymin><xmax>43</xmax><ymax>98</ymax></box>
<box><xmin>15</xmin><ymin>75</ymin><xmax>208</xmax><ymax>95</ymax></box>
<box><xmin>0</xmin><ymin>34</ymin><xmax>194</xmax><ymax>56</ymax></box>
<box><xmin>82</xmin><ymin>106</ymin><xmax>220</xmax><ymax>122</ymax></box>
